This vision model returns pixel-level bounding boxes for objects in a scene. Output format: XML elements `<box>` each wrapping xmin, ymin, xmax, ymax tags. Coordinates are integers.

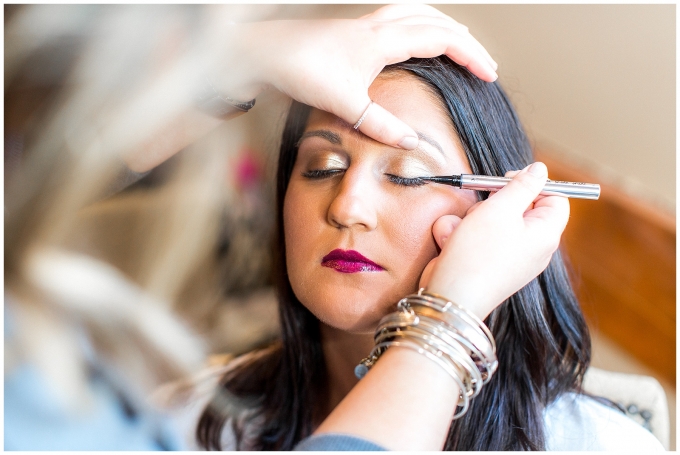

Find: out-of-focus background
<box><xmin>5</xmin><ymin>3</ymin><xmax>675</xmax><ymax>450</ymax></box>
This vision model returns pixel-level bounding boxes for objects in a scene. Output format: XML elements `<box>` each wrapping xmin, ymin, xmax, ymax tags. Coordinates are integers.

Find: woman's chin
<box><xmin>320</xmin><ymin>317</ymin><xmax>380</xmax><ymax>335</ymax></box>
<box><xmin>292</xmin><ymin>275</ymin><xmax>419</xmax><ymax>333</ymax></box>
<box><xmin>312</xmin><ymin>301</ymin><xmax>389</xmax><ymax>334</ymax></box>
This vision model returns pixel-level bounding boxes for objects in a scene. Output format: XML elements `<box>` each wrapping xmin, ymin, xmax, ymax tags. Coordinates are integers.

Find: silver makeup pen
<box><xmin>421</xmin><ymin>174</ymin><xmax>600</xmax><ymax>200</ymax></box>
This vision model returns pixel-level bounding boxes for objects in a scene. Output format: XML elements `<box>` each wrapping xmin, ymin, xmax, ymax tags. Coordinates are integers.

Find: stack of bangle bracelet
<box><xmin>354</xmin><ymin>288</ymin><xmax>498</xmax><ymax>419</ymax></box>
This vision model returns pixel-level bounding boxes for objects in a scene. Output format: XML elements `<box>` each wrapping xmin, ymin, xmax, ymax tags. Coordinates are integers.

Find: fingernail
<box><xmin>527</xmin><ymin>162</ymin><xmax>547</xmax><ymax>177</ymax></box>
<box><xmin>398</xmin><ymin>136</ymin><xmax>418</xmax><ymax>150</ymax></box>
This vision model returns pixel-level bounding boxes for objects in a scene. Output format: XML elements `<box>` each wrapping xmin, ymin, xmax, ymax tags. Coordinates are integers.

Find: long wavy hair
<box><xmin>197</xmin><ymin>56</ymin><xmax>592</xmax><ymax>450</ymax></box>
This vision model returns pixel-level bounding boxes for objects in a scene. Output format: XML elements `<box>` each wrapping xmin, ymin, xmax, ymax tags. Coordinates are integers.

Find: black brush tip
<box><xmin>420</xmin><ymin>175</ymin><xmax>462</xmax><ymax>186</ymax></box>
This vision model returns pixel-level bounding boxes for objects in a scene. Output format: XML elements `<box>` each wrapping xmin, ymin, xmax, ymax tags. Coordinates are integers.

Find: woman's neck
<box><xmin>317</xmin><ymin>323</ymin><xmax>374</xmax><ymax>425</ymax></box>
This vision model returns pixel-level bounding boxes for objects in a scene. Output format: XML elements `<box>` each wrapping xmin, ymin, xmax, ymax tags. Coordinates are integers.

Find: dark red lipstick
<box><xmin>321</xmin><ymin>249</ymin><xmax>384</xmax><ymax>273</ymax></box>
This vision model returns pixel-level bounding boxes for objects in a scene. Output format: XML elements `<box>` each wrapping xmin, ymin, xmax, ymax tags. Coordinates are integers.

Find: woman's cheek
<box><xmin>383</xmin><ymin>200</ymin><xmax>443</xmax><ymax>283</ymax></box>
<box><xmin>390</xmin><ymin>193</ymin><xmax>473</xmax><ymax>275</ymax></box>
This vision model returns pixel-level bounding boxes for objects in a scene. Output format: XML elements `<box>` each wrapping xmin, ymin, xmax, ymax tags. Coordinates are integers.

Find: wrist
<box><xmin>425</xmin><ymin>278</ymin><xmax>492</xmax><ymax>320</ymax></box>
<box><xmin>354</xmin><ymin>289</ymin><xmax>499</xmax><ymax>425</ymax></box>
<box><xmin>195</xmin><ymin>73</ymin><xmax>258</xmax><ymax>119</ymax></box>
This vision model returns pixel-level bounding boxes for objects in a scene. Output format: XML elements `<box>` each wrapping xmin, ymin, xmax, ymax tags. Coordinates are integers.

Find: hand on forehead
<box><xmin>300</xmin><ymin>72</ymin><xmax>471</xmax><ymax>177</ymax></box>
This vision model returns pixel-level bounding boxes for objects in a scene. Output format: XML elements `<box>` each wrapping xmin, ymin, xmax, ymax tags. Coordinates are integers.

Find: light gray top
<box><xmin>544</xmin><ymin>392</ymin><xmax>664</xmax><ymax>451</ymax></box>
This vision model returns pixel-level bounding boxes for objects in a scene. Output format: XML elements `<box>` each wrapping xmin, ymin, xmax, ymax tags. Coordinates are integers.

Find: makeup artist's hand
<box><xmin>211</xmin><ymin>4</ymin><xmax>497</xmax><ymax>150</ymax></box>
<box><xmin>125</xmin><ymin>5</ymin><xmax>497</xmax><ymax>173</ymax></box>
<box><xmin>420</xmin><ymin>162</ymin><xmax>570</xmax><ymax>319</ymax></box>
<box><xmin>126</xmin><ymin>5</ymin><xmax>497</xmax><ymax>173</ymax></box>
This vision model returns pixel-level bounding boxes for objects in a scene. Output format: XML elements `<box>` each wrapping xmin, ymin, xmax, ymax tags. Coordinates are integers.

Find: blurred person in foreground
<box><xmin>4</xmin><ymin>4</ymin><xmax>500</xmax><ymax>450</ymax></box>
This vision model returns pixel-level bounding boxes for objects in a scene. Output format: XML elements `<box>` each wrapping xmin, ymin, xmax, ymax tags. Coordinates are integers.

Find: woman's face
<box><xmin>283</xmin><ymin>72</ymin><xmax>478</xmax><ymax>333</ymax></box>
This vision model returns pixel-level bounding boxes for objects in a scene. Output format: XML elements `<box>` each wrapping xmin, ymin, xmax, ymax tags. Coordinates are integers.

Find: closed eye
<box><xmin>302</xmin><ymin>169</ymin><xmax>344</xmax><ymax>180</ymax></box>
<box><xmin>386</xmin><ymin>174</ymin><xmax>428</xmax><ymax>187</ymax></box>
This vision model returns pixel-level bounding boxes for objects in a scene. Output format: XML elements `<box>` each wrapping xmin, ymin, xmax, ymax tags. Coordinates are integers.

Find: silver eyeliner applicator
<box><xmin>421</xmin><ymin>174</ymin><xmax>601</xmax><ymax>200</ymax></box>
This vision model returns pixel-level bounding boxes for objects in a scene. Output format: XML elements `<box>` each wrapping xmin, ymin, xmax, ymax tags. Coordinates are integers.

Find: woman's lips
<box><xmin>321</xmin><ymin>249</ymin><xmax>384</xmax><ymax>273</ymax></box>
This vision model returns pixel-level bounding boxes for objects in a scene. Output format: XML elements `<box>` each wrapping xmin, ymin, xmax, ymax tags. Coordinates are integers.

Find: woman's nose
<box><xmin>327</xmin><ymin>171</ymin><xmax>378</xmax><ymax>231</ymax></box>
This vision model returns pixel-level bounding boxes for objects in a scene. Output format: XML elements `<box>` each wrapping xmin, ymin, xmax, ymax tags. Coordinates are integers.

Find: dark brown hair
<box><xmin>197</xmin><ymin>57</ymin><xmax>591</xmax><ymax>450</ymax></box>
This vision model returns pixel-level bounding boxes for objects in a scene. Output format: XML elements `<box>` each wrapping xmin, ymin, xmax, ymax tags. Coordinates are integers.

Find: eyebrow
<box><xmin>296</xmin><ymin>130</ymin><xmax>341</xmax><ymax>147</ymax></box>
<box><xmin>297</xmin><ymin>128</ymin><xmax>446</xmax><ymax>158</ymax></box>
<box><xmin>416</xmin><ymin>132</ymin><xmax>445</xmax><ymax>157</ymax></box>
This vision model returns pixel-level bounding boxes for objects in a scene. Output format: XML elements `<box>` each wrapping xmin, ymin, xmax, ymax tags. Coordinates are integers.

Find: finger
<box><xmin>382</xmin><ymin>24</ymin><xmax>497</xmax><ymax>82</ymax></box>
<box><xmin>370</xmin><ymin>12</ymin><xmax>469</xmax><ymax>36</ymax></box>
<box><xmin>385</xmin><ymin>17</ymin><xmax>497</xmax><ymax>71</ymax></box>
<box><xmin>363</xmin><ymin>4</ymin><xmax>460</xmax><ymax>25</ymax></box>
<box><xmin>525</xmin><ymin>191</ymin><xmax>571</xmax><ymax>233</ymax></box>
<box><xmin>365</xmin><ymin>6</ymin><xmax>499</xmax><ymax>71</ymax></box>
<box><xmin>484</xmin><ymin>162</ymin><xmax>549</xmax><ymax>213</ymax></box>
<box><xmin>442</xmin><ymin>36</ymin><xmax>498</xmax><ymax>82</ymax></box>
<box><xmin>432</xmin><ymin>214</ymin><xmax>463</xmax><ymax>249</ymax></box>
<box><xmin>380</xmin><ymin>15</ymin><xmax>499</xmax><ymax>71</ymax></box>
<box><xmin>468</xmin><ymin>31</ymin><xmax>498</xmax><ymax>70</ymax></box>
<box><xmin>354</xmin><ymin>100</ymin><xmax>419</xmax><ymax>149</ymax></box>
<box><xmin>504</xmin><ymin>169</ymin><xmax>549</xmax><ymax>212</ymax></box>
<box><xmin>523</xmin><ymin>201</ymin><xmax>570</xmax><ymax>256</ymax></box>
<box><xmin>464</xmin><ymin>199</ymin><xmax>484</xmax><ymax>216</ymax></box>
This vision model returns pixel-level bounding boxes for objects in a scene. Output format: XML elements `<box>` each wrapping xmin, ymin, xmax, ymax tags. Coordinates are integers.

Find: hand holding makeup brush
<box><xmin>420</xmin><ymin>162</ymin><xmax>570</xmax><ymax>320</ymax></box>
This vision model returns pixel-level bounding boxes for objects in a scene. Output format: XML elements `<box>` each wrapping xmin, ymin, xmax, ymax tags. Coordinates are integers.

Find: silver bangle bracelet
<box><xmin>415</xmin><ymin>288</ymin><xmax>496</xmax><ymax>350</ymax></box>
<box><xmin>374</xmin><ymin>311</ymin><xmax>482</xmax><ymax>386</ymax></box>
<box><xmin>355</xmin><ymin>288</ymin><xmax>499</xmax><ymax>421</ymax></box>
<box><xmin>373</xmin><ymin>311</ymin><xmax>484</xmax><ymax>398</ymax></box>
<box><xmin>413</xmin><ymin>313</ymin><xmax>496</xmax><ymax>384</ymax></box>
<box><xmin>398</xmin><ymin>321</ymin><xmax>487</xmax><ymax>394</ymax></box>
<box><xmin>403</xmin><ymin>290</ymin><xmax>496</xmax><ymax>352</ymax></box>
<box><xmin>404</xmin><ymin>305</ymin><xmax>497</xmax><ymax>380</ymax></box>
<box><xmin>373</xmin><ymin>318</ymin><xmax>476</xmax><ymax>382</ymax></box>
<box><xmin>403</xmin><ymin>302</ymin><xmax>491</xmax><ymax>356</ymax></box>
<box><xmin>375</xmin><ymin>325</ymin><xmax>482</xmax><ymax>398</ymax></box>
<box><xmin>371</xmin><ymin>338</ymin><xmax>471</xmax><ymax>419</ymax></box>
<box><xmin>401</xmin><ymin>292</ymin><xmax>498</xmax><ymax>375</ymax></box>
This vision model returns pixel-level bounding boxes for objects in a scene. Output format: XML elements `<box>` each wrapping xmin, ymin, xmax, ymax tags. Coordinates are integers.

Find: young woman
<box><xmin>176</xmin><ymin>56</ymin><xmax>662</xmax><ymax>451</ymax></box>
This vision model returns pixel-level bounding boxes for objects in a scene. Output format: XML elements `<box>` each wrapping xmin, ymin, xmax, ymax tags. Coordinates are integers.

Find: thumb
<box><xmin>353</xmin><ymin>99</ymin><xmax>419</xmax><ymax>149</ymax></box>
<box><xmin>486</xmin><ymin>162</ymin><xmax>549</xmax><ymax>213</ymax></box>
<box><xmin>419</xmin><ymin>215</ymin><xmax>462</xmax><ymax>288</ymax></box>
<box><xmin>432</xmin><ymin>214</ymin><xmax>462</xmax><ymax>249</ymax></box>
